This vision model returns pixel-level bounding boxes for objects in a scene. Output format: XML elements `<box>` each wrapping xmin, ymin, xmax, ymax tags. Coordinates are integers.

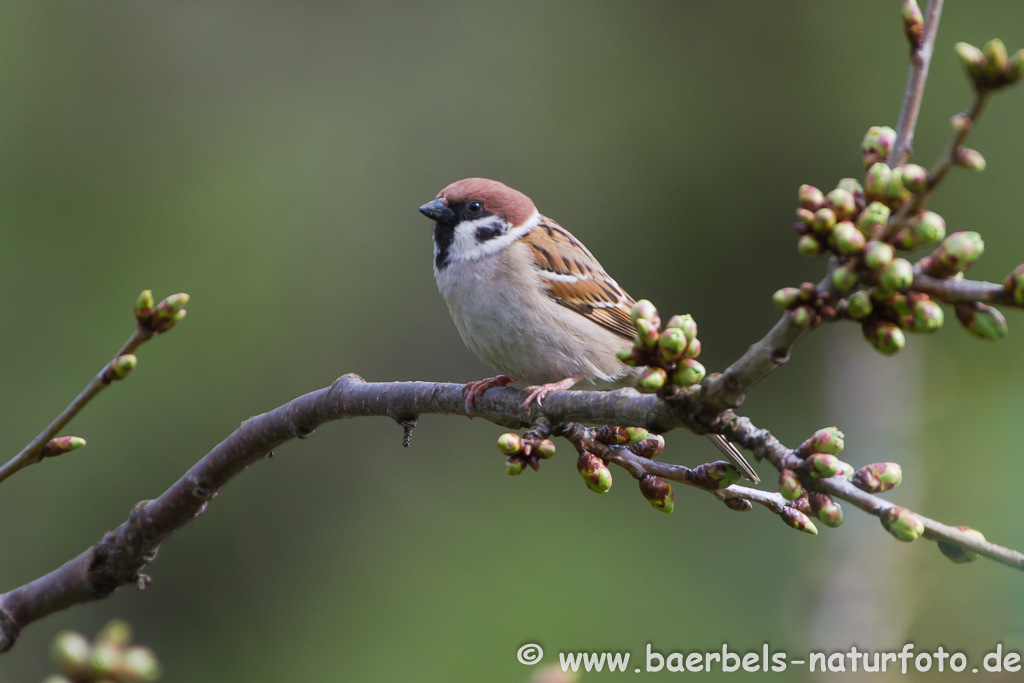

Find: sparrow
<box><xmin>418</xmin><ymin>178</ymin><xmax>759</xmax><ymax>482</ymax></box>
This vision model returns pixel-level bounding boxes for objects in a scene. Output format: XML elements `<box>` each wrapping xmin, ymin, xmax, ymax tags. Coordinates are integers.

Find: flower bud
<box><xmin>834</xmin><ymin>460</ymin><xmax>855</xmax><ymax>479</ymax></box>
<box><xmin>809</xmin><ymin>491</ymin><xmax>844</xmax><ymax>528</ymax></box>
<box><xmin>631</xmin><ymin>434</ymin><xmax>665</xmax><ymax>459</ymax></box>
<box><xmin>780</xmin><ymin>507</ymin><xmax>818</xmax><ymax>535</ymax></box>
<box><xmin>911</xmin><ymin>297</ymin><xmax>943</xmax><ymax>332</ymax></box>
<box><xmin>42</xmin><ymin>677</ymin><xmax>73</xmax><ymax>683</ymax></box>
<box><xmin>153</xmin><ymin>292</ymin><xmax>189</xmax><ymax>324</ymax></box>
<box><xmin>51</xmin><ymin>631</ymin><xmax>92</xmax><ymax>678</ymax></box>
<box><xmin>864</xmin><ymin>162</ymin><xmax>892</xmax><ymax>198</ymax></box>
<box><xmin>778</xmin><ymin>469</ymin><xmax>803</xmax><ymax>500</ymax></box>
<box><xmin>852</xmin><ymin>462</ymin><xmax>903</xmax><ymax>493</ymax></box>
<box><xmin>90</xmin><ymin>643</ymin><xmax>124</xmax><ymax>679</ymax></box>
<box><xmin>724</xmin><ymin>498</ymin><xmax>752</xmax><ymax>512</ymax></box>
<box><xmin>624</xmin><ymin>427</ymin><xmax>649</xmax><ymax>446</ymax></box>
<box><xmin>954</xmin><ymin>302</ymin><xmax>1007</xmax><ymax>340</ymax></box>
<box><xmin>929</xmin><ymin>231</ymin><xmax>984</xmax><ymax>277</ymax></box>
<box><xmin>505</xmin><ymin>456</ymin><xmax>525</xmax><ymax>475</ymax></box>
<box><xmin>689</xmin><ymin>461</ymin><xmax>740</xmax><ymax>491</ymax></box>
<box><xmin>837</xmin><ymin>178</ymin><xmax>865</xmax><ymax>209</ymax></box>
<box><xmin>880</xmin><ymin>506</ymin><xmax>924</xmax><ymax>542</ymax></box>
<box><xmin>983</xmin><ymin>38</ymin><xmax>1008</xmax><ymax>79</ymax></box>
<box><xmin>796</xmin><ymin>207</ymin><xmax>816</xmax><ymax>225</ymax></box>
<box><xmin>797</xmin><ymin>233</ymin><xmax>825</xmax><ymax>257</ymax></box>
<box><xmin>846</xmin><ymin>290</ymin><xmax>873</xmax><ymax>319</ymax></box>
<box><xmin>630</xmin><ymin>299</ymin><xmax>659</xmax><ymax>326</ymax></box>
<box><xmin>826</xmin><ymin>188</ymin><xmax>856</xmax><ymax>221</ymax></box>
<box><xmin>634</xmin><ymin>318</ymin><xmax>659</xmax><ymax>348</ymax></box>
<box><xmin>596</xmin><ymin>425</ymin><xmax>630</xmax><ymax>445</ymax></box>
<box><xmin>898</xmin><ymin>163</ymin><xmax>928</xmax><ymax>193</ymax></box>
<box><xmin>956</xmin><ymin>148</ymin><xmax>986</xmax><ymax>171</ymax></box>
<box><xmin>122</xmin><ymin>646</ymin><xmax>162</xmax><ymax>682</ymax></box>
<box><xmin>901</xmin><ymin>0</ymin><xmax>924</xmax><ymax>48</ymax></box>
<box><xmin>1006</xmin><ymin>48</ymin><xmax>1024</xmax><ymax>83</ymax></box>
<box><xmin>864</xmin><ymin>320</ymin><xmax>906</xmax><ymax>355</ymax></box>
<box><xmin>938</xmin><ymin>526</ymin><xmax>986</xmax><ymax>564</ymax></box>
<box><xmin>637</xmin><ymin>367</ymin><xmax>667</xmax><ymax>393</ymax></box>
<box><xmin>1003</xmin><ymin>263</ymin><xmax>1024</xmax><ymax>305</ymax></box>
<box><xmin>657</xmin><ymin>327</ymin><xmax>688</xmax><ymax>362</ymax></box>
<box><xmin>497</xmin><ymin>433</ymin><xmax>523</xmax><ymax>455</ymax></box>
<box><xmin>790</xmin><ymin>305</ymin><xmax>815</xmax><ymax>328</ymax></box>
<box><xmin>802</xmin><ymin>426</ymin><xmax>845</xmax><ymax>455</ymax></box>
<box><xmin>955</xmin><ymin>42</ymin><xmax>986</xmax><ymax>81</ymax></box>
<box><xmin>861</xmin><ymin>126</ymin><xmax>896</xmax><ymax>168</ymax></box>
<box><xmin>96</xmin><ymin>619</ymin><xmax>133</xmax><ymax>648</ymax></box>
<box><xmin>134</xmin><ymin>289</ymin><xmax>154</xmax><ymax>322</ymax></box>
<box><xmin>831</xmin><ymin>221</ymin><xmax>865</xmax><ymax>255</ymax></box>
<box><xmin>899</xmin><ymin>210</ymin><xmax>946</xmax><ymax>250</ymax></box>
<box><xmin>861</xmin><ymin>241</ymin><xmax>893</xmax><ymax>271</ymax></box>
<box><xmin>812</xmin><ymin>208</ymin><xmax>837</xmax><ymax>236</ymax></box>
<box><xmin>772</xmin><ymin>287</ymin><xmax>801</xmax><ymax>310</ymax></box>
<box><xmin>798</xmin><ymin>184</ymin><xmax>826</xmax><ymax>211</ymax></box>
<box><xmin>886</xmin><ymin>172</ymin><xmax>910</xmax><ymax>208</ymax></box>
<box><xmin>40</xmin><ymin>436</ymin><xmax>87</xmax><ymax>459</ymax></box>
<box><xmin>682</xmin><ymin>337</ymin><xmax>701</xmax><ymax>360</ymax></box>
<box><xmin>672</xmin><ymin>359</ymin><xmax>705</xmax><ymax>387</ymax></box>
<box><xmin>805</xmin><ymin>453</ymin><xmax>841</xmax><ymax>478</ymax></box>
<box><xmin>616</xmin><ymin>345</ymin><xmax>645</xmax><ymax>367</ymax></box>
<box><xmin>665</xmin><ymin>314</ymin><xmax>697</xmax><ymax>342</ymax></box>
<box><xmin>857</xmin><ymin>201</ymin><xmax>890</xmax><ymax>239</ymax></box>
<box><xmin>879</xmin><ymin>258</ymin><xmax>913</xmax><ymax>292</ymax></box>
<box><xmin>639</xmin><ymin>474</ymin><xmax>674</xmax><ymax>514</ymax></box>
<box><xmin>536</xmin><ymin>439</ymin><xmax>557</xmax><ymax>459</ymax></box>
<box><xmin>577</xmin><ymin>452</ymin><xmax>612</xmax><ymax>493</ymax></box>
<box><xmin>103</xmin><ymin>354</ymin><xmax>137</xmax><ymax>382</ymax></box>
<box><xmin>831</xmin><ymin>263</ymin><xmax>858</xmax><ymax>291</ymax></box>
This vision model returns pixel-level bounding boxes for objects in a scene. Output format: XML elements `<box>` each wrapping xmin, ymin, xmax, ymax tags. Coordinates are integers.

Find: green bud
<box><xmin>886</xmin><ymin>168</ymin><xmax>910</xmax><ymax>206</ymax></box>
<box><xmin>657</xmin><ymin>326</ymin><xmax>688</xmax><ymax>362</ymax></box>
<box><xmin>955</xmin><ymin>42</ymin><xmax>987</xmax><ymax>81</ymax></box>
<box><xmin>90</xmin><ymin>643</ymin><xmax>124</xmax><ymax>679</ymax></box>
<box><xmin>1006</xmin><ymin>49</ymin><xmax>1024</xmax><ymax>83</ymax></box>
<box><xmin>864</xmin><ymin>162</ymin><xmax>892</xmax><ymax>198</ymax></box>
<box><xmin>134</xmin><ymin>289</ymin><xmax>154</xmax><ymax>321</ymax></box>
<box><xmin>796</xmin><ymin>207</ymin><xmax>816</xmax><ymax>225</ymax></box>
<box><xmin>631</xmin><ymin>434</ymin><xmax>665</xmax><ymax>459</ymax></box>
<box><xmin>51</xmin><ymin>631</ymin><xmax>92</xmax><ymax>678</ymax></box>
<box><xmin>780</xmin><ymin>506</ymin><xmax>818</xmax><ymax>535</ymax></box>
<box><xmin>955</xmin><ymin>302</ymin><xmax>1008</xmax><ymax>340</ymax></box>
<box><xmin>879</xmin><ymin>258</ymin><xmax>913</xmax><ymax>292</ymax></box>
<box><xmin>153</xmin><ymin>292</ymin><xmax>189</xmax><ymax>322</ymax></box>
<box><xmin>932</xmin><ymin>231</ymin><xmax>984</xmax><ymax>276</ymax></box>
<box><xmin>852</xmin><ymin>462</ymin><xmax>903</xmax><ymax>493</ymax></box>
<box><xmin>42</xmin><ymin>676</ymin><xmax>74</xmax><ymax>683</ymax></box>
<box><xmin>798</xmin><ymin>184</ymin><xmax>826</xmax><ymax>211</ymax></box>
<box><xmin>104</xmin><ymin>354</ymin><xmax>137</xmax><ymax>382</ymax></box>
<box><xmin>682</xmin><ymin>337</ymin><xmax>701</xmax><ymax>359</ymax></box>
<box><xmin>837</xmin><ymin>178</ymin><xmax>865</xmax><ymax>208</ymax></box>
<box><xmin>812</xmin><ymin>207</ymin><xmax>837</xmax><ymax>235</ymax></box>
<box><xmin>1003</xmin><ymin>263</ymin><xmax>1024</xmax><ymax>305</ymax></box>
<box><xmin>806</xmin><ymin>453</ymin><xmax>841</xmax><ymax>478</ymax></box>
<box><xmin>778</xmin><ymin>469</ymin><xmax>803</xmax><ymax>501</ymax></box>
<box><xmin>938</xmin><ymin>526</ymin><xmax>986</xmax><ymax>564</ymax></box>
<box><xmin>40</xmin><ymin>436</ymin><xmax>87</xmax><ymax>459</ymax></box>
<box><xmin>880</xmin><ymin>506</ymin><xmax>924</xmax><ymax>542</ymax></box>
<box><xmin>724</xmin><ymin>498</ymin><xmax>752</xmax><ymax>512</ymax></box>
<box><xmin>864</xmin><ymin>321</ymin><xmax>906</xmax><ymax>355</ymax></box>
<box><xmin>637</xmin><ymin>367</ymin><xmax>667</xmax><ymax>393</ymax></box>
<box><xmin>772</xmin><ymin>287</ymin><xmax>801</xmax><ymax>310</ymax></box>
<box><xmin>911</xmin><ymin>297</ymin><xmax>944</xmax><ymax>332</ymax></box>
<box><xmin>791</xmin><ymin>305</ymin><xmax>815</xmax><ymax>328</ymax></box>
<box><xmin>690</xmin><ymin>461</ymin><xmax>741</xmax><ymax>491</ymax></box>
<box><xmin>616</xmin><ymin>345</ymin><xmax>645</xmax><ymax>367</ymax></box>
<box><xmin>802</xmin><ymin>426</ymin><xmax>845</xmax><ymax>455</ymax></box>
<box><xmin>831</xmin><ymin>263</ymin><xmax>859</xmax><ymax>291</ymax></box>
<box><xmin>623</xmin><ymin>427</ymin><xmax>648</xmax><ymax>445</ymax></box>
<box><xmin>862</xmin><ymin>241</ymin><xmax>893</xmax><ymax>271</ymax></box>
<box><xmin>857</xmin><ymin>202</ymin><xmax>890</xmax><ymax>239</ymax></box>
<box><xmin>638</xmin><ymin>474</ymin><xmax>674</xmax><ymax>514</ymax></box>
<box><xmin>901</xmin><ymin>0</ymin><xmax>924</xmax><ymax>48</ymax></box>
<box><xmin>831</xmin><ymin>221</ymin><xmax>865</xmax><ymax>255</ymax></box>
<box><xmin>798</xmin><ymin>233</ymin><xmax>825</xmax><ymax>257</ymax></box>
<box><xmin>630</xmin><ymin>299</ymin><xmax>659</xmax><ymax>325</ymax></box>
<box><xmin>536</xmin><ymin>439</ymin><xmax>557</xmax><ymax>459</ymax></box>
<box><xmin>96</xmin><ymin>619</ymin><xmax>133</xmax><ymax>648</ymax></box>
<box><xmin>956</xmin><ymin>148</ymin><xmax>986</xmax><ymax>171</ymax></box>
<box><xmin>505</xmin><ymin>456</ymin><xmax>525</xmax><ymax>476</ymax></box>
<box><xmin>826</xmin><ymin>188</ymin><xmax>856</xmax><ymax>221</ymax></box>
<box><xmin>596</xmin><ymin>425</ymin><xmax>630</xmax><ymax>445</ymax></box>
<box><xmin>861</xmin><ymin>126</ymin><xmax>896</xmax><ymax>168</ymax></box>
<box><xmin>672</xmin><ymin>359</ymin><xmax>705</xmax><ymax>387</ymax></box>
<box><xmin>834</xmin><ymin>460</ymin><xmax>855</xmax><ymax>479</ymax></box>
<box><xmin>983</xmin><ymin>38</ymin><xmax>1008</xmax><ymax>79</ymax></box>
<box><xmin>900</xmin><ymin>210</ymin><xmax>946</xmax><ymax>250</ymax></box>
<box><xmin>665</xmin><ymin>314</ymin><xmax>697</xmax><ymax>342</ymax></box>
<box><xmin>634</xmin><ymin>317</ymin><xmax>660</xmax><ymax>349</ymax></box>
<box><xmin>846</xmin><ymin>290</ymin><xmax>873</xmax><ymax>319</ymax></box>
<box><xmin>577</xmin><ymin>452</ymin><xmax>612</xmax><ymax>494</ymax></box>
<box><xmin>122</xmin><ymin>646</ymin><xmax>162</xmax><ymax>682</ymax></box>
<box><xmin>898</xmin><ymin>164</ymin><xmax>928</xmax><ymax>193</ymax></box>
<box><xmin>497</xmin><ymin>432</ymin><xmax>522</xmax><ymax>455</ymax></box>
<box><xmin>810</xmin><ymin>491</ymin><xmax>844</xmax><ymax>528</ymax></box>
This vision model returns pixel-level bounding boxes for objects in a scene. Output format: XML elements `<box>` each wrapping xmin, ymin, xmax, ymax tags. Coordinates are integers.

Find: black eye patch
<box><xmin>474</xmin><ymin>223</ymin><xmax>504</xmax><ymax>242</ymax></box>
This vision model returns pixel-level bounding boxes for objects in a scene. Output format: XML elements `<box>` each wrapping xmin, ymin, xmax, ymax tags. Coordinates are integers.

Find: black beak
<box><xmin>419</xmin><ymin>198</ymin><xmax>456</xmax><ymax>223</ymax></box>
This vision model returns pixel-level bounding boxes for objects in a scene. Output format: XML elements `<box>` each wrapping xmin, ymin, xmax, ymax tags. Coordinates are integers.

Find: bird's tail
<box><xmin>706</xmin><ymin>433</ymin><xmax>760</xmax><ymax>483</ymax></box>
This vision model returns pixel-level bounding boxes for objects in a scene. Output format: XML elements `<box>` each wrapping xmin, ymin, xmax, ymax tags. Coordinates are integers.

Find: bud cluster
<box><xmin>48</xmin><ymin>620</ymin><xmax>161</xmax><ymax>683</ymax></box>
<box><xmin>955</xmin><ymin>39</ymin><xmax>1024</xmax><ymax>91</ymax></box>
<box><xmin>771</xmin><ymin>281</ymin><xmax>833</xmax><ymax>329</ymax></box>
<box><xmin>135</xmin><ymin>290</ymin><xmax>189</xmax><ymax>334</ymax></box>
<box><xmin>617</xmin><ymin>300</ymin><xmax>706</xmax><ymax>392</ymax></box>
<box><xmin>779</xmin><ymin>427</ymin><xmax>852</xmax><ymax>530</ymax></box>
<box><xmin>497</xmin><ymin>431</ymin><xmax>556</xmax><ymax>475</ymax></box>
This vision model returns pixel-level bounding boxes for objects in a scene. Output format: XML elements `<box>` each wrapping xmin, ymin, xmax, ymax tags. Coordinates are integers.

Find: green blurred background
<box><xmin>1</xmin><ymin>1</ymin><xmax>1022</xmax><ymax>681</ymax></box>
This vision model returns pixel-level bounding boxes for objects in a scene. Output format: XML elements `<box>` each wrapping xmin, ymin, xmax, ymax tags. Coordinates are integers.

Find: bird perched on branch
<box><xmin>419</xmin><ymin>177</ymin><xmax>759</xmax><ymax>481</ymax></box>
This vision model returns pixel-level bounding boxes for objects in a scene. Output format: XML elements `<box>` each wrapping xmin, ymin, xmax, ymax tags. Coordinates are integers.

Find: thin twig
<box><xmin>891</xmin><ymin>0</ymin><xmax>945</xmax><ymax>166</ymax></box>
<box><xmin>912</xmin><ymin>271</ymin><xmax>1015</xmax><ymax>305</ymax></box>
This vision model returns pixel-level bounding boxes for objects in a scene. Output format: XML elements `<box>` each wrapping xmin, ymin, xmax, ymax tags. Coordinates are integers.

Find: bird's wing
<box><xmin>707</xmin><ymin>433</ymin><xmax>761</xmax><ymax>483</ymax></box>
<box><xmin>523</xmin><ymin>217</ymin><xmax>636</xmax><ymax>339</ymax></box>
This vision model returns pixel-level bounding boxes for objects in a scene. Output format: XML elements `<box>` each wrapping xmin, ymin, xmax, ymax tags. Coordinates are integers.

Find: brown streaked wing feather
<box><xmin>525</xmin><ymin>217</ymin><xmax>636</xmax><ymax>339</ymax></box>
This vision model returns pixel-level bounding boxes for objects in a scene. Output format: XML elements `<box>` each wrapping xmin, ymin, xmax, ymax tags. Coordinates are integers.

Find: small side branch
<box><xmin>891</xmin><ymin>0</ymin><xmax>945</xmax><ymax>166</ymax></box>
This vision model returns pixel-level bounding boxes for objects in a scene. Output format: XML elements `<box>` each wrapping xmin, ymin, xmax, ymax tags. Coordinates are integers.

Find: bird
<box><xmin>418</xmin><ymin>177</ymin><xmax>759</xmax><ymax>482</ymax></box>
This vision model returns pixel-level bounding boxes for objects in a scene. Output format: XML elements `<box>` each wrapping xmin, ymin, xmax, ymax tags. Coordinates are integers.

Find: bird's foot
<box><xmin>463</xmin><ymin>375</ymin><xmax>517</xmax><ymax>416</ymax></box>
<box><xmin>520</xmin><ymin>377</ymin><xmax>579</xmax><ymax>411</ymax></box>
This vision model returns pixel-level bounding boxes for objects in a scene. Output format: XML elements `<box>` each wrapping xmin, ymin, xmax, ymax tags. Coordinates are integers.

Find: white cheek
<box><xmin>446</xmin><ymin>211</ymin><xmax>540</xmax><ymax>263</ymax></box>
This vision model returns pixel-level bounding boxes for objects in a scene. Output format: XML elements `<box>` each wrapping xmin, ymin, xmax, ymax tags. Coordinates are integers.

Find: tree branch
<box><xmin>891</xmin><ymin>0</ymin><xmax>944</xmax><ymax>167</ymax></box>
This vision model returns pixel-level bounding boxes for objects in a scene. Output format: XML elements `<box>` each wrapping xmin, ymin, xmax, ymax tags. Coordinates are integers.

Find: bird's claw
<box><xmin>462</xmin><ymin>375</ymin><xmax>516</xmax><ymax>416</ymax></box>
<box><xmin>519</xmin><ymin>377</ymin><xmax>579</xmax><ymax>412</ymax></box>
